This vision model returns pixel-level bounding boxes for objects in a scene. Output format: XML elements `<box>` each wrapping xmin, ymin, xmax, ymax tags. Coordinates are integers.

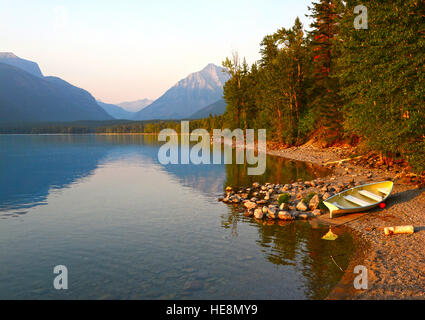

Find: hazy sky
<box><xmin>0</xmin><ymin>0</ymin><xmax>312</xmax><ymax>104</ymax></box>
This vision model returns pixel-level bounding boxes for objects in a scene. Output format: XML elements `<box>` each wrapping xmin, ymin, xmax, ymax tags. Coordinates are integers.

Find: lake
<box><xmin>0</xmin><ymin>134</ymin><xmax>355</xmax><ymax>300</ymax></box>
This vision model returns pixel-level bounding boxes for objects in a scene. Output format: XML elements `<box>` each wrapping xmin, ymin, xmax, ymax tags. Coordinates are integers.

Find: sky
<box><xmin>0</xmin><ymin>0</ymin><xmax>313</xmax><ymax>104</ymax></box>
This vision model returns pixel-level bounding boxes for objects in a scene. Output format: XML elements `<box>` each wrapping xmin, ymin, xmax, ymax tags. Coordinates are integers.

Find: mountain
<box><xmin>132</xmin><ymin>64</ymin><xmax>230</xmax><ymax>120</ymax></box>
<box><xmin>97</xmin><ymin>101</ymin><xmax>136</xmax><ymax>120</ymax></box>
<box><xmin>190</xmin><ymin>98</ymin><xmax>227</xmax><ymax>119</ymax></box>
<box><xmin>117</xmin><ymin>99</ymin><xmax>153</xmax><ymax>112</ymax></box>
<box><xmin>0</xmin><ymin>52</ymin><xmax>44</xmax><ymax>78</ymax></box>
<box><xmin>0</xmin><ymin>62</ymin><xmax>113</xmax><ymax>122</ymax></box>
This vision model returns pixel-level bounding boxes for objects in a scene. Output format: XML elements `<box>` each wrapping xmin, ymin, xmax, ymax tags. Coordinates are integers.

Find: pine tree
<box><xmin>307</xmin><ymin>0</ymin><xmax>343</xmax><ymax>139</ymax></box>
<box><xmin>336</xmin><ymin>0</ymin><xmax>425</xmax><ymax>172</ymax></box>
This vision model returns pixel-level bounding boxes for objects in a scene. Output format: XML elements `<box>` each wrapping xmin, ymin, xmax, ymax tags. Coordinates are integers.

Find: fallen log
<box><xmin>384</xmin><ymin>225</ymin><xmax>415</xmax><ymax>236</ymax></box>
<box><xmin>324</xmin><ymin>156</ymin><xmax>363</xmax><ymax>166</ymax></box>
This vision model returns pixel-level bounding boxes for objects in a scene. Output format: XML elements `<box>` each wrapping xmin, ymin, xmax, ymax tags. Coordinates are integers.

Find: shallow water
<box><xmin>0</xmin><ymin>135</ymin><xmax>354</xmax><ymax>300</ymax></box>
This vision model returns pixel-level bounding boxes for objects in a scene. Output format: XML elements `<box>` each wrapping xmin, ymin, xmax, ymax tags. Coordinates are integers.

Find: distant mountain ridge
<box><xmin>190</xmin><ymin>98</ymin><xmax>226</xmax><ymax>119</ymax></box>
<box><xmin>133</xmin><ymin>64</ymin><xmax>230</xmax><ymax>120</ymax></box>
<box><xmin>0</xmin><ymin>52</ymin><xmax>44</xmax><ymax>78</ymax></box>
<box><xmin>0</xmin><ymin>53</ymin><xmax>112</xmax><ymax>122</ymax></box>
<box><xmin>117</xmin><ymin>99</ymin><xmax>153</xmax><ymax>112</ymax></box>
<box><xmin>97</xmin><ymin>101</ymin><xmax>135</xmax><ymax>120</ymax></box>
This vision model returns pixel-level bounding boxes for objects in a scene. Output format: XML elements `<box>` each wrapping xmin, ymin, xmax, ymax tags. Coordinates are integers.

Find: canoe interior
<box><xmin>324</xmin><ymin>181</ymin><xmax>394</xmax><ymax>218</ymax></box>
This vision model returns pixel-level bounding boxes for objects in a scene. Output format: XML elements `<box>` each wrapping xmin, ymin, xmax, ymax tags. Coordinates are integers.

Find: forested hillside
<box><xmin>221</xmin><ymin>0</ymin><xmax>424</xmax><ymax>173</ymax></box>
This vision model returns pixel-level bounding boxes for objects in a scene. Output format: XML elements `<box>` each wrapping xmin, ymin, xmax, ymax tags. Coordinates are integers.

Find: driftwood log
<box><xmin>384</xmin><ymin>225</ymin><xmax>414</xmax><ymax>236</ymax></box>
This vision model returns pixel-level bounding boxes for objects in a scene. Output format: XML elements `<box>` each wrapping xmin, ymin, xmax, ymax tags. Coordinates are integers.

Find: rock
<box><xmin>262</xmin><ymin>206</ymin><xmax>269</xmax><ymax>214</ymax></box>
<box><xmin>232</xmin><ymin>197</ymin><xmax>240</xmax><ymax>203</ymax></box>
<box><xmin>323</xmin><ymin>192</ymin><xmax>332</xmax><ymax>200</ymax></box>
<box><xmin>244</xmin><ymin>209</ymin><xmax>254</xmax><ymax>217</ymax></box>
<box><xmin>264</xmin><ymin>192</ymin><xmax>270</xmax><ymax>201</ymax></box>
<box><xmin>267</xmin><ymin>207</ymin><xmax>277</xmax><ymax>219</ymax></box>
<box><xmin>312</xmin><ymin>209</ymin><xmax>322</xmax><ymax>217</ymax></box>
<box><xmin>296</xmin><ymin>201</ymin><xmax>308</xmax><ymax>212</ymax></box>
<box><xmin>299</xmin><ymin>212</ymin><xmax>312</xmax><ymax>220</ymax></box>
<box><xmin>333</xmin><ymin>186</ymin><xmax>342</xmax><ymax>193</ymax></box>
<box><xmin>321</xmin><ymin>186</ymin><xmax>328</xmax><ymax>193</ymax></box>
<box><xmin>292</xmin><ymin>211</ymin><xmax>300</xmax><ymax>219</ymax></box>
<box><xmin>256</xmin><ymin>199</ymin><xmax>268</xmax><ymax>205</ymax></box>
<box><xmin>279</xmin><ymin>203</ymin><xmax>289</xmax><ymax>211</ymax></box>
<box><xmin>218</xmin><ymin>197</ymin><xmax>224</xmax><ymax>202</ymax></box>
<box><xmin>278</xmin><ymin>211</ymin><xmax>294</xmax><ymax>221</ymax></box>
<box><xmin>309</xmin><ymin>194</ymin><xmax>321</xmax><ymax>210</ymax></box>
<box><xmin>244</xmin><ymin>201</ymin><xmax>257</xmax><ymax>210</ymax></box>
<box><xmin>254</xmin><ymin>208</ymin><xmax>264</xmax><ymax>219</ymax></box>
<box><xmin>225</xmin><ymin>186</ymin><xmax>233</xmax><ymax>193</ymax></box>
<box><xmin>296</xmin><ymin>193</ymin><xmax>303</xmax><ymax>200</ymax></box>
<box><xmin>252</xmin><ymin>182</ymin><xmax>260</xmax><ymax>188</ymax></box>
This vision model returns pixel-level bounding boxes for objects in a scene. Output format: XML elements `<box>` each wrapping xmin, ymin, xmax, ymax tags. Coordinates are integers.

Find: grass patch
<box><xmin>278</xmin><ymin>193</ymin><xmax>291</xmax><ymax>205</ymax></box>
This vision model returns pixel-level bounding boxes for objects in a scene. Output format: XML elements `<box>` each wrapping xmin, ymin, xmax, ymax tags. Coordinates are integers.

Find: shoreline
<box><xmin>264</xmin><ymin>144</ymin><xmax>425</xmax><ymax>299</ymax></box>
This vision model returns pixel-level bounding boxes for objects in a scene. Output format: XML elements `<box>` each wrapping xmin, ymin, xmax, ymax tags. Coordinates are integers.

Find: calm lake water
<box><xmin>0</xmin><ymin>135</ymin><xmax>355</xmax><ymax>300</ymax></box>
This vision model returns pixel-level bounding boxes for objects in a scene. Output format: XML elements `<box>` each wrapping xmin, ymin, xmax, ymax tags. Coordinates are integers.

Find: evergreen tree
<box><xmin>336</xmin><ymin>0</ymin><xmax>425</xmax><ymax>172</ymax></box>
<box><xmin>307</xmin><ymin>0</ymin><xmax>343</xmax><ymax>139</ymax></box>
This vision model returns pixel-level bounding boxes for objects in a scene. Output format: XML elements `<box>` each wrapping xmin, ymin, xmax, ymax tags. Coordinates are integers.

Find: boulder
<box><xmin>312</xmin><ymin>209</ymin><xmax>322</xmax><ymax>217</ymax></box>
<box><xmin>323</xmin><ymin>192</ymin><xmax>333</xmax><ymax>200</ymax></box>
<box><xmin>267</xmin><ymin>207</ymin><xmax>277</xmax><ymax>219</ymax></box>
<box><xmin>309</xmin><ymin>194</ymin><xmax>321</xmax><ymax>210</ymax></box>
<box><xmin>254</xmin><ymin>208</ymin><xmax>264</xmax><ymax>219</ymax></box>
<box><xmin>244</xmin><ymin>201</ymin><xmax>257</xmax><ymax>210</ymax></box>
<box><xmin>278</xmin><ymin>211</ymin><xmax>294</xmax><ymax>221</ymax></box>
<box><xmin>298</xmin><ymin>212</ymin><xmax>311</xmax><ymax>220</ymax></box>
<box><xmin>244</xmin><ymin>209</ymin><xmax>254</xmax><ymax>217</ymax></box>
<box><xmin>279</xmin><ymin>203</ymin><xmax>289</xmax><ymax>211</ymax></box>
<box><xmin>296</xmin><ymin>201</ymin><xmax>308</xmax><ymax>212</ymax></box>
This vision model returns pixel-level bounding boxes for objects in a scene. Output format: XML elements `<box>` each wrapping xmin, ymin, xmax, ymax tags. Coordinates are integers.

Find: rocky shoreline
<box><xmin>219</xmin><ymin>179</ymin><xmax>354</xmax><ymax>222</ymax></box>
<box><xmin>220</xmin><ymin>143</ymin><xmax>425</xmax><ymax>300</ymax></box>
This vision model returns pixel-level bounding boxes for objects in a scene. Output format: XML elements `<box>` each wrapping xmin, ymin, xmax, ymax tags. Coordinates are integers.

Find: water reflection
<box><xmin>0</xmin><ymin>134</ymin><xmax>329</xmax><ymax>213</ymax></box>
<box><xmin>0</xmin><ymin>135</ymin><xmax>110</xmax><ymax>213</ymax></box>
<box><xmin>0</xmin><ymin>134</ymin><xmax>352</xmax><ymax>300</ymax></box>
<box><xmin>221</xmin><ymin>204</ymin><xmax>355</xmax><ymax>299</ymax></box>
